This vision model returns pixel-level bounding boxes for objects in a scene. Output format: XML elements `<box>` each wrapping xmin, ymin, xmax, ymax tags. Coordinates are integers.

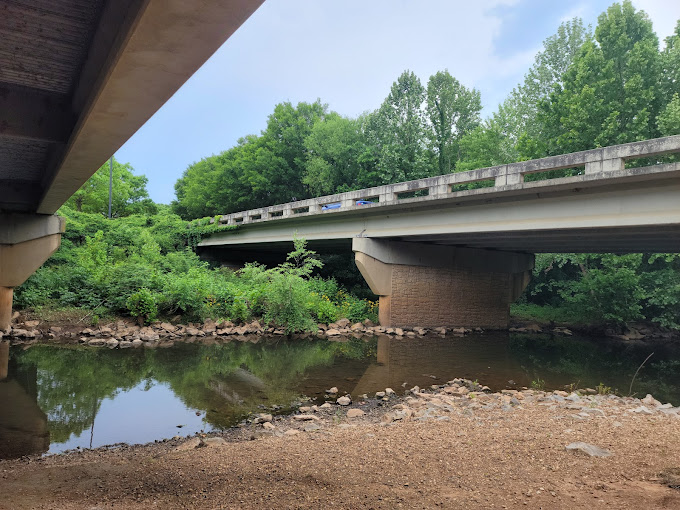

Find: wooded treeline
<box><xmin>16</xmin><ymin>1</ymin><xmax>680</xmax><ymax>330</ymax></box>
<box><xmin>172</xmin><ymin>2</ymin><xmax>680</xmax><ymax>219</ymax></box>
<box><xmin>169</xmin><ymin>2</ymin><xmax>680</xmax><ymax>329</ymax></box>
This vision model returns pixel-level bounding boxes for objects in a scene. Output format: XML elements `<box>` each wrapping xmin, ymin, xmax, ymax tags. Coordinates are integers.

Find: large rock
<box><xmin>253</xmin><ymin>413</ymin><xmax>273</xmax><ymax>424</ymax></box>
<box><xmin>347</xmin><ymin>409</ymin><xmax>365</xmax><ymax>418</ymax></box>
<box><xmin>293</xmin><ymin>414</ymin><xmax>319</xmax><ymax>421</ymax></box>
<box><xmin>641</xmin><ymin>394</ymin><xmax>662</xmax><ymax>408</ymax></box>
<box><xmin>336</xmin><ymin>396</ymin><xmax>351</xmax><ymax>406</ymax></box>
<box><xmin>160</xmin><ymin>322</ymin><xmax>176</xmax><ymax>333</ymax></box>
<box><xmin>565</xmin><ymin>442</ymin><xmax>612</xmax><ymax>457</ymax></box>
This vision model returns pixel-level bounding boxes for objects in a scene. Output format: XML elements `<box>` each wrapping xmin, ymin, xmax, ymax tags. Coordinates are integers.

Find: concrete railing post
<box><xmin>430</xmin><ymin>184</ymin><xmax>449</xmax><ymax>196</ymax></box>
<box><xmin>379</xmin><ymin>191</ymin><xmax>397</xmax><ymax>203</ymax></box>
<box><xmin>586</xmin><ymin>158</ymin><xmax>624</xmax><ymax>174</ymax></box>
<box><xmin>341</xmin><ymin>197</ymin><xmax>354</xmax><ymax>209</ymax></box>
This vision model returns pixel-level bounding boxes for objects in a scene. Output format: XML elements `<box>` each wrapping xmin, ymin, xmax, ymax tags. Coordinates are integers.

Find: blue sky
<box><xmin>115</xmin><ymin>0</ymin><xmax>680</xmax><ymax>205</ymax></box>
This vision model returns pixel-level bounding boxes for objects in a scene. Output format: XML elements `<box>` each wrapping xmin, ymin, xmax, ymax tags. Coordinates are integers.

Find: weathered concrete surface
<box><xmin>204</xmin><ymin>135</ymin><xmax>680</xmax><ymax>230</ymax></box>
<box><xmin>353</xmin><ymin>239</ymin><xmax>533</xmax><ymax>328</ymax></box>
<box><xmin>37</xmin><ymin>0</ymin><xmax>264</xmax><ymax>214</ymax></box>
<box><xmin>0</xmin><ymin>214</ymin><xmax>65</xmax><ymax>330</ymax></box>
<box><xmin>200</xmin><ymin>162</ymin><xmax>680</xmax><ymax>254</ymax></box>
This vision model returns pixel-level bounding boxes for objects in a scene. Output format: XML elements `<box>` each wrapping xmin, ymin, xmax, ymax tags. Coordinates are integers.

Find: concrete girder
<box><xmin>0</xmin><ymin>214</ymin><xmax>65</xmax><ymax>330</ymax></box>
<box><xmin>37</xmin><ymin>0</ymin><xmax>265</xmax><ymax>214</ymax></box>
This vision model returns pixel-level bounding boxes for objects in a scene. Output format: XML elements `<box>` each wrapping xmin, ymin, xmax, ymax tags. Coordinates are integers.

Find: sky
<box><xmin>115</xmin><ymin>0</ymin><xmax>680</xmax><ymax>205</ymax></box>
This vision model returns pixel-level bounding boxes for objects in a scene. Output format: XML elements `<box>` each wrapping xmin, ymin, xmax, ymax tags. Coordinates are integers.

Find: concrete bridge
<box><xmin>200</xmin><ymin>136</ymin><xmax>680</xmax><ymax>328</ymax></box>
<box><xmin>0</xmin><ymin>0</ymin><xmax>264</xmax><ymax>330</ymax></box>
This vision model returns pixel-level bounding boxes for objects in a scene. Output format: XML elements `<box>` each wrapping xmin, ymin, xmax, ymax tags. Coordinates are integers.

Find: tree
<box><xmin>67</xmin><ymin>158</ymin><xmax>156</xmax><ymax>217</ymax></box>
<box><xmin>426</xmin><ymin>70</ymin><xmax>481</xmax><ymax>173</ymax></box>
<box><xmin>540</xmin><ymin>1</ymin><xmax>662</xmax><ymax>154</ymax></box>
<box><xmin>457</xmin><ymin>18</ymin><xmax>591</xmax><ymax>169</ymax></box>
<box><xmin>303</xmin><ymin>114</ymin><xmax>366</xmax><ymax>195</ymax></box>
<box><xmin>367</xmin><ymin>70</ymin><xmax>432</xmax><ymax>183</ymax></box>
<box><xmin>254</xmin><ymin>100</ymin><xmax>328</xmax><ymax>203</ymax></box>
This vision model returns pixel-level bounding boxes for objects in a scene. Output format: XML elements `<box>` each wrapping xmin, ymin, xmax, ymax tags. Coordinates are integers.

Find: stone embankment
<box><xmin>1</xmin><ymin>316</ymin><xmax>484</xmax><ymax>348</ymax></box>
<box><xmin>227</xmin><ymin>378</ymin><xmax>680</xmax><ymax>442</ymax></box>
<box><xmin>2</xmin><ymin>312</ymin><xmax>675</xmax><ymax>347</ymax></box>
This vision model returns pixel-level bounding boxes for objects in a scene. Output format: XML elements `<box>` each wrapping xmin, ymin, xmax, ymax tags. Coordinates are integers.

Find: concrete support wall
<box><xmin>353</xmin><ymin>238</ymin><xmax>534</xmax><ymax>329</ymax></box>
<box><xmin>0</xmin><ymin>214</ymin><xmax>65</xmax><ymax>331</ymax></box>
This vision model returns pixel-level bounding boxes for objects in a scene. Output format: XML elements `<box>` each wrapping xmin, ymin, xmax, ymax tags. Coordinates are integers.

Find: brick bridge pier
<box><xmin>352</xmin><ymin>238</ymin><xmax>534</xmax><ymax>329</ymax></box>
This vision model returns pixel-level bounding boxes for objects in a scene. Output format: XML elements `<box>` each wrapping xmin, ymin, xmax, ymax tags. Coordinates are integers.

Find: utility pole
<box><xmin>108</xmin><ymin>156</ymin><xmax>113</xmax><ymax>219</ymax></box>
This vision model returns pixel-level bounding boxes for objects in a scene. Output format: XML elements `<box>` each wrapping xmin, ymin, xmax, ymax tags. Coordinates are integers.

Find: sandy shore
<box><xmin>2</xmin><ymin>381</ymin><xmax>680</xmax><ymax>509</ymax></box>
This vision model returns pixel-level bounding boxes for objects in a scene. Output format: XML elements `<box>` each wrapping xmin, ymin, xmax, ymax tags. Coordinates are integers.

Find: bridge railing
<box><xmin>215</xmin><ymin>135</ymin><xmax>680</xmax><ymax>226</ymax></box>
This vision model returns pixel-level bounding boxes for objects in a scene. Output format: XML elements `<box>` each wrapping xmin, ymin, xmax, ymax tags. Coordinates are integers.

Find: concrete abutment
<box><xmin>0</xmin><ymin>214</ymin><xmax>65</xmax><ymax>331</ymax></box>
<box><xmin>353</xmin><ymin>238</ymin><xmax>534</xmax><ymax>329</ymax></box>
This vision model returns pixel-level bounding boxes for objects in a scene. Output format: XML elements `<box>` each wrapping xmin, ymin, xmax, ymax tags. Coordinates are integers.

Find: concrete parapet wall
<box><xmin>209</xmin><ymin>135</ymin><xmax>680</xmax><ymax>228</ymax></box>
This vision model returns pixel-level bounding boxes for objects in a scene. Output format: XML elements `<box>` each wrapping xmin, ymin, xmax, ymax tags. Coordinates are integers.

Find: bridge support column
<box><xmin>0</xmin><ymin>214</ymin><xmax>65</xmax><ymax>331</ymax></box>
<box><xmin>353</xmin><ymin>238</ymin><xmax>534</xmax><ymax>329</ymax></box>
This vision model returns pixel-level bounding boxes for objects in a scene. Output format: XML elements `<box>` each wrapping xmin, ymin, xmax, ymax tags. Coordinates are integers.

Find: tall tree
<box><xmin>367</xmin><ymin>70</ymin><xmax>432</xmax><ymax>183</ymax></box>
<box><xmin>303</xmin><ymin>114</ymin><xmax>366</xmax><ymax>195</ymax></box>
<box><xmin>540</xmin><ymin>1</ymin><xmax>662</xmax><ymax>154</ymax></box>
<box><xmin>67</xmin><ymin>158</ymin><xmax>156</xmax><ymax>217</ymax></box>
<box><xmin>457</xmin><ymin>18</ymin><xmax>591</xmax><ymax>169</ymax></box>
<box><xmin>255</xmin><ymin>100</ymin><xmax>328</xmax><ymax>202</ymax></box>
<box><xmin>426</xmin><ymin>70</ymin><xmax>481</xmax><ymax>174</ymax></box>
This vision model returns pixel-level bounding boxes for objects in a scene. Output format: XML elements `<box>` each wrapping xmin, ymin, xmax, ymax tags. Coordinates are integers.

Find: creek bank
<box><xmin>56</xmin><ymin>378</ymin><xmax>680</xmax><ymax>455</ymax></box>
<box><xmin>3</xmin><ymin>311</ymin><xmax>678</xmax><ymax>348</ymax></box>
<box><xmin>1</xmin><ymin>315</ymin><xmax>481</xmax><ymax>347</ymax></box>
<box><xmin>230</xmin><ymin>377</ymin><xmax>680</xmax><ymax>441</ymax></box>
<box><xmin>3</xmin><ymin>377</ymin><xmax>680</xmax><ymax>508</ymax></box>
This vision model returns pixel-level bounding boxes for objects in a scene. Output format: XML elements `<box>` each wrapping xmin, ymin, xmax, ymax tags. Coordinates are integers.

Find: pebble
<box><xmin>337</xmin><ymin>396</ymin><xmax>351</xmax><ymax>406</ymax></box>
<box><xmin>347</xmin><ymin>409</ymin><xmax>365</xmax><ymax>418</ymax></box>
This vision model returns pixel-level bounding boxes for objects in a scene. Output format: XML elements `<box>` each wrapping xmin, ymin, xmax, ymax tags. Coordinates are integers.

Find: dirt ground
<box><xmin>2</xmin><ymin>384</ymin><xmax>680</xmax><ymax>510</ymax></box>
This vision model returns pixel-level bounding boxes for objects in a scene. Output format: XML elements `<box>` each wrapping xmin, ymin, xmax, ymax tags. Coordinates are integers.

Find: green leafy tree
<box><xmin>66</xmin><ymin>158</ymin><xmax>157</xmax><ymax>217</ymax></box>
<box><xmin>426</xmin><ymin>70</ymin><xmax>481</xmax><ymax>173</ymax></box>
<box><xmin>458</xmin><ymin>18</ymin><xmax>591</xmax><ymax>169</ymax></box>
<box><xmin>366</xmin><ymin>70</ymin><xmax>432</xmax><ymax>183</ymax></box>
<box><xmin>540</xmin><ymin>1</ymin><xmax>662</xmax><ymax>154</ymax></box>
<box><xmin>303</xmin><ymin>114</ymin><xmax>366</xmax><ymax>195</ymax></box>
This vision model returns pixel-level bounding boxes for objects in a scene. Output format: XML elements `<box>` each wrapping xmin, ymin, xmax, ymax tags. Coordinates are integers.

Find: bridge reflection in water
<box><xmin>0</xmin><ymin>341</ymin><xmax>49</xmax><ymax>459</ymax></box>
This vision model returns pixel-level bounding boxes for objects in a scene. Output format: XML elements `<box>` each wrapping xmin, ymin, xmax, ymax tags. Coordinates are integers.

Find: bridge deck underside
<box><xmin>200</xmin><ymin>224</ymin><xmax>680</xmax><ymax>261</ymax></box>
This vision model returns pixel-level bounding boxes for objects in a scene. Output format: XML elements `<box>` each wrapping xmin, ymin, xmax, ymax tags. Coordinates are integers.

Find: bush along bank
<box><xmin>13</xmin><ymin>207</ymin><xmax>378</xmax><ymax>333</ymax></box>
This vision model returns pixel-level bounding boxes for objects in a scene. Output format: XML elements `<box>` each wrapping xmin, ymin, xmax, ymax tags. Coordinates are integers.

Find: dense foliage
<box><xmin>171</xmin><ymin>1</ymin><xmax>679</xmax><ymax>330</ymax></box>
<box><xmin>15</xmin><ymin>1</ymin><xmax>680</xmax><ymax>331</ymax></box>
<box><xmin>15</xmin><ymin>206</ymin><xmax>377</xmax><ymax>331</ymax></box>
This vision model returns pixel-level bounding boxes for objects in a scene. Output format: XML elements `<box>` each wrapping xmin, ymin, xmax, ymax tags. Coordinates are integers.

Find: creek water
<box><xmin>1</xmin><ymin>332</ymin><xmax>679</xmax><ymax>460</ymax></box>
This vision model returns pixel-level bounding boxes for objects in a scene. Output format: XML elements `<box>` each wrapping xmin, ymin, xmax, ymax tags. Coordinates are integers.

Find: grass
<box><xmin>510</xmin><ymin>303</ymin><xmax>589</xmax><ymax>325</ymax></box>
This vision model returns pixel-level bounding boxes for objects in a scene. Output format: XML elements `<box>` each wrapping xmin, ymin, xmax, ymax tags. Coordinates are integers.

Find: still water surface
<box><xmin>1</xmin><ymin>332</ymin><xmax>679</xmax><ymax>459</ymax></box>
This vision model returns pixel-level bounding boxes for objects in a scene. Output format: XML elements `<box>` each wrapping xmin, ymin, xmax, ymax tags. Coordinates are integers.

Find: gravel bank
<box><xmin>2</xmin><ymin>380</ymin><xmax>680</xmax><ymax>509</ymax></box>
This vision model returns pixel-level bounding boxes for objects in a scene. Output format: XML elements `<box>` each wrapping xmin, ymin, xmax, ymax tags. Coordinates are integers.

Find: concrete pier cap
<box><xmin>352</xmin><ymin>238</ymin><xmax>534</xmax><ymax>329</ymax></box>
<box><xmin>0</xmin><ymin>214</ymin><xmax>65</xmax><ymax>331</ymax></box>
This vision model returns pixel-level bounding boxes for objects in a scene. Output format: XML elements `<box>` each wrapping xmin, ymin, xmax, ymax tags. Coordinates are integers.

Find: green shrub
<box><xmin>126</xmin><ymin>288</ymin><xmax>158</xmax><ymax>325</ymax></box>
